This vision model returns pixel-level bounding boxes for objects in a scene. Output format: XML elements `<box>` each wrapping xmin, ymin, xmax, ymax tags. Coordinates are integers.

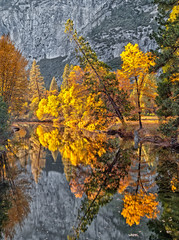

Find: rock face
<box><xmin>0</xmin><ymin>0</ymin><xmax>157</xmax><ymax>86</ymax></box>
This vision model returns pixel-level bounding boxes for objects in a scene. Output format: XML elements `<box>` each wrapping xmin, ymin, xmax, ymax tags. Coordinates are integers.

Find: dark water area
<box><xmin>0</xmin><ymin>124</ymin><xmax>178</xmax><ymax>240</ymax></box>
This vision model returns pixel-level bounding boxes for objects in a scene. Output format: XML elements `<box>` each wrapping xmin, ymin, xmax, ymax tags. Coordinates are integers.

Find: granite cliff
<box><xmin>0</xmin><ymin>0</ymin><xmax>157</xmax><ymax>86</ymax></box>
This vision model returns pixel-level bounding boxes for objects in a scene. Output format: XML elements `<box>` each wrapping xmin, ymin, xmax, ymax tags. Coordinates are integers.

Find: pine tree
<box><xmin>29</xmin><ymin>60</ymin><xmax>46</xmax><ymax>113</ymax></box>
<box><xmin>49</xmin><ymin>77</ymin><xmax>58</xmax><ymax>92</ymax></box>
<box><xmin>65</xmin><ymin>19</ymin><xmax>131</xmax><ymax>127</ymax></box>
<box><xmin>61</xmin><ymin>64</ymin><xmax>73</xmax><ymax>90</ymax></box>
<box><xmin>151</xmin><ymin>0</ymin><xmax>179</xmax><ymax>136</ymax></box>
<box><xmin>29</xmin><ymin>60</ymin><xmax>46</xmax><ymax>103</ymax></box>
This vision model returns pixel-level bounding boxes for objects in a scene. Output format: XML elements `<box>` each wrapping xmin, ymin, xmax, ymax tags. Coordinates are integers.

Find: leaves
<box><xmin>121</xmin><ymin>191</ymin><xmax>159</xmax><ymax>226</ymax></box>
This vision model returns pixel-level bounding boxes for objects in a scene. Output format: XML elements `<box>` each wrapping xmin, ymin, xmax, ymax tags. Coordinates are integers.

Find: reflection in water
<box><xmin>0</xmin><ymin>124</ymin><xmax>178</xmax><ymax>239</ymax></box>
<box><xmin>121</xmin><ymin>143</ymin><xmax>159</xmax><ymax>227</ymax></box>
<box><xmin>148</xmin><ymin>149</ymin><xmax>179</xmax><ymax>240</ymax></box>
<box><xmin>0</xmin><ymin>145</ymin><xmax>32</xmax><ymax>239</ymax></box>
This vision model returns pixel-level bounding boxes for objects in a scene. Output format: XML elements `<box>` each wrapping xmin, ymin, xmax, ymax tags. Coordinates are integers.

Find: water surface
<box><xmin>0</xmin><ymin>124</ymin><xmax>178</xmax><ymax>240</ymax></box>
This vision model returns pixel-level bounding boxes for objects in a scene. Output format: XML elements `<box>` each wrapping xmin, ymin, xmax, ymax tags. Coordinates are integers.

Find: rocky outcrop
<box><xmin>0</xmin><ymin>0</ymin><xmax>157</xmax><ymax>86</ymax></box>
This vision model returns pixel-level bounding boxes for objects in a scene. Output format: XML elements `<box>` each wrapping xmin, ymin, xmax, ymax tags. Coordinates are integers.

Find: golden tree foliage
<box><xmin>60</xmin><ymin>129</ymin><xmax>107</xmax><ymax>167</ymax></box>
<box><xmin>59</xmin><ymin>65</ymin><xmax>110</xmax><ymax>130</ymax></box>
<box><xmin>36</xmin><ymin>95</ymin><xmax>61</xmax><ymax>120</ymax></box>
<box><xmin>120</xmin><ymin>43</ymin><xmax>156</xmax><ymax>127</ymax></box>
<box><xmin>170</xmin><ymin>176</ymin><xmax>178</xmax><ymax>192</ymax></box>
<box><xmin>59</xmin><ymin>67</ymin><xmax>87</xmax><ymax>128</ymax></box>
<box><xmin>116</xmin><ymin>70</ymin><xmax>131</xmax><ymax>94</ymax></box>
<box><xmin>169</xmin><ymin>3</ymin><xmax>179</xmax><ymax>22</ymax></box>
<box><xmin>120</xmin><ymin>43</ymin><xmax>155</xmax><ymax>76</ymax></box>
<box><xmin>36</xmin><ymin>125</ymin><xmax>107</xmax><ymax>167</ymax></box>
<box><xmin>36</xmin><ymin>125</ymin><xmax>61</xmax><ymax>152</ymax></box>
<box><xmin>121</xmin><ymin>191</ymin><xmax>159</xmax><ymax>226</ymax></box>
<box><xmin>0</xmin><ymin>35</ymin><xmax>28</xmax><ymax>113</ymax></box>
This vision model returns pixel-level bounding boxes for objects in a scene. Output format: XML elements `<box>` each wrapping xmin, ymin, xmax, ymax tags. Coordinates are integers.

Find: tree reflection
<box><xmin>148</xmin><ymin>148</ymin><xmax>179</xmax><ymax>240</ymax></box>
<box><xmin>121</xmin><ymin>143</ymin><xmax>159</xmax><ymax>226</ymax></box>
<box><xmin>0</xmin><ymin>146</ymin><xmax>31</xmax><ymax>239</ymax></box>
<box><xmin>69</xmin><ymin>139</ymin><xmax>131</xmax><ymax>239</ymax></box>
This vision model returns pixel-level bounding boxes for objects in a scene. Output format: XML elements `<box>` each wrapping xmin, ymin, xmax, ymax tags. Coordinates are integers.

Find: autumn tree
<box><xmin>120</xmin><ymin>43</ymin><xmax>156</xmax><ymax>128</ymax></box>
<box><xmin>49</xmin><ymin>76</ymin><xmax>58</xmax><ymax>93</ymax></box>
<box><xmin>0</xmin><ymin>35</ymin><xmax>28</xmax><ymax>114</ymax></box>
<box><xmin>119</xmin><ymin>142</ymin><xmax>159</xmax><ymax>226</ymax></box>
<box><xmin>61</xmin><ymin>64</ymin><xmax>73</xmax><ymax>90</ymax></box>
<box><xmin>59</xmin><ymin>65</ymin><xmax>111</xmax><ymax>130</ymax></box>
<box><xmin>152</xmin><ymin>0</ymin><xmax>179</xmax><ymax>136</ymax></box>
<box><xmin>65</xmin><ymin>19</ymin><xmax>131</xmax><ymax>127</ymax></box>
<box><xmin>36</xmin><ymin>95</ymin><xmax>61</xmax><ymax>121</ymax></box>
<box><xmin>29</xmin><ymin>60</ymin><xmax>46</xmax><ymax>113</ymax></box>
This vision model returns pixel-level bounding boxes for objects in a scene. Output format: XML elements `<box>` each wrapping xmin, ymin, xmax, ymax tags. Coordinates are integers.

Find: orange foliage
<box><xmin>121</xmin><ymin>191</ymin><xmax>159</xmax><ymax>226</ymax></box>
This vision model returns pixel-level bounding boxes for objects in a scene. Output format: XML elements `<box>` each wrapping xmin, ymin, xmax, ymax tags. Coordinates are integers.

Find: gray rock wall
<box><xmin>0</xmin><ymin>0</ymin><xmax>157</xmax><ymax>87</ymax></box>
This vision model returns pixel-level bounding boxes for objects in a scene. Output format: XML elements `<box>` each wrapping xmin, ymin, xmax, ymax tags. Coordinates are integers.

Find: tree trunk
<box><xmin>135</xmin><ymin>77</ymin><xmax>142</xmax><ymax>129</ymax></box>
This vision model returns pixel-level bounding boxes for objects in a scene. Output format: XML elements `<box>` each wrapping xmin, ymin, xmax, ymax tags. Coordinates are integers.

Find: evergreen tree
<box><xmin>152</xmin><ymin>0</ymin><xmax>179</xmax><ymax>135</ymax></box>
<box><xmin>29</xmin><ymin>60</ymin><xmax>46</xmax><ymax>113</ymax></box>
<box><xmin>49</xmin><ymin>77</ymin><xmax>58</xmax><ymax>92</ymax></box>
<box><xmin>65</xmin><ymin>19</ymin><xmax>131</xmax><ymax>127</ymax></box>
<box><xmin>29</xmin><ymin>60</ymin><xmax>46</xmax><ymax>102</ymax></box>
<box><xmin>61</xmin><ymin>64</ymin><xmax>73</xmax><ymax>90</ymax></box>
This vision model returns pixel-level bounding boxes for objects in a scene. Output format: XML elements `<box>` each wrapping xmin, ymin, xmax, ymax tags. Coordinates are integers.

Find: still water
<box><xmin>0</xmin><ymin>124</ymin><xmax>178</xmax><ymax>240</ymax></box>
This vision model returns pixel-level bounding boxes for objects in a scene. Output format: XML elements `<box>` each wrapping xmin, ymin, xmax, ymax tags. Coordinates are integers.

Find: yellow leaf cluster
<box><xmin>36</xmin><ymin>125</ymin><xmax>61</xmax><ymax>152</ymax></box>
<box><xmin>36</xmin><ymin>95</ymin><xmax>61</xmax><ymax>120</ymax></box>
<box><xmin>120</xmin><ymin>43</ymin><xmax>155</xmax><ymax>78</ymax></box>
<box><xmin>121</xmin><ymin>191</ymin><xmax>159</xmax><ymax>226</ymax></box>
<box><xmin>169</xmin><ymin>3</ymin><xmax>179</xmax><ymax>22</ymax></box>
<box><xmin>60</xmin><ymin>129</ymin><xmax>107</xmax><ymax>166</ymax></box>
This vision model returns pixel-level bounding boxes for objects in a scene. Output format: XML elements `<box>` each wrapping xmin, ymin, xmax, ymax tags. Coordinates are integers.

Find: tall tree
<box><xmin>29</xmin><ymin>60</ymin><xmax>46</xmax><ymax>112</ymax></box>
<box><xmin>61</xmin><ymin>64</ymin><xmax>73</xmax><ymax>90</ymax></box>
<box><xmin>49</xmin><ymin>76</ymin><xmax>58</xmax><ymax>93</ymax></box>
<box><xmin>152</xmin><ymin>0</ymin><xmax>179</xmax><ymax>136</ymax></box>
<box><xmin>0</xmin><ymin>35</ymin><xmax>28</xmax><ymax>113</ymax></box>
<box><xmin>120</xmin><ymin>43</ymin><xmax>156</xmax><ymax>129</ymax></box>
<box><xmin>65</xmin><ymin>19</ymin><xmax>130</xmax><ymax>127</ymax></box>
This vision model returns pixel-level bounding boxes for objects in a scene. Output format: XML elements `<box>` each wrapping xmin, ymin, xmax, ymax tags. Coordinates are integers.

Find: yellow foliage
<box><xmin>169</xmin><ymin>3</ymin><xmax>179</xmax><ymax>22</ymax></box>
<box><xmin>120</xmin><ymin>43</ymin><xmax>155</xmax><ymax>77</ymax></box>
<box><xmin>120</xmin><ymin>43</ymin><xmax>156</xmax><ymax>116</ymax></box>
<box><xmin>116</xmin><ymin>69</ymin><xmax>131</xmax><ymax>94</ymax></box>
<box><xmin>121</xmin><ymin>191</ymin><xmax>159</xmax><ymax>226</ymax></box>
<box><xmin>59</xmin><ymin>65</ymin><xmax>110</xmax><ymax>130</ymax></box>
<box><xmin>36</xmin><ymin>95</ymin><xmax>61</xmax><ymax>120</ymax></box>
<box><xmin>36</xmin><ymin>125</ymin><xmax>61</xmax><ymax>152</ymax></box>
<box><xmin>36</xmin><ymin>125</ymin><xmax>107</xmax><ymax>167</ymax></box>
